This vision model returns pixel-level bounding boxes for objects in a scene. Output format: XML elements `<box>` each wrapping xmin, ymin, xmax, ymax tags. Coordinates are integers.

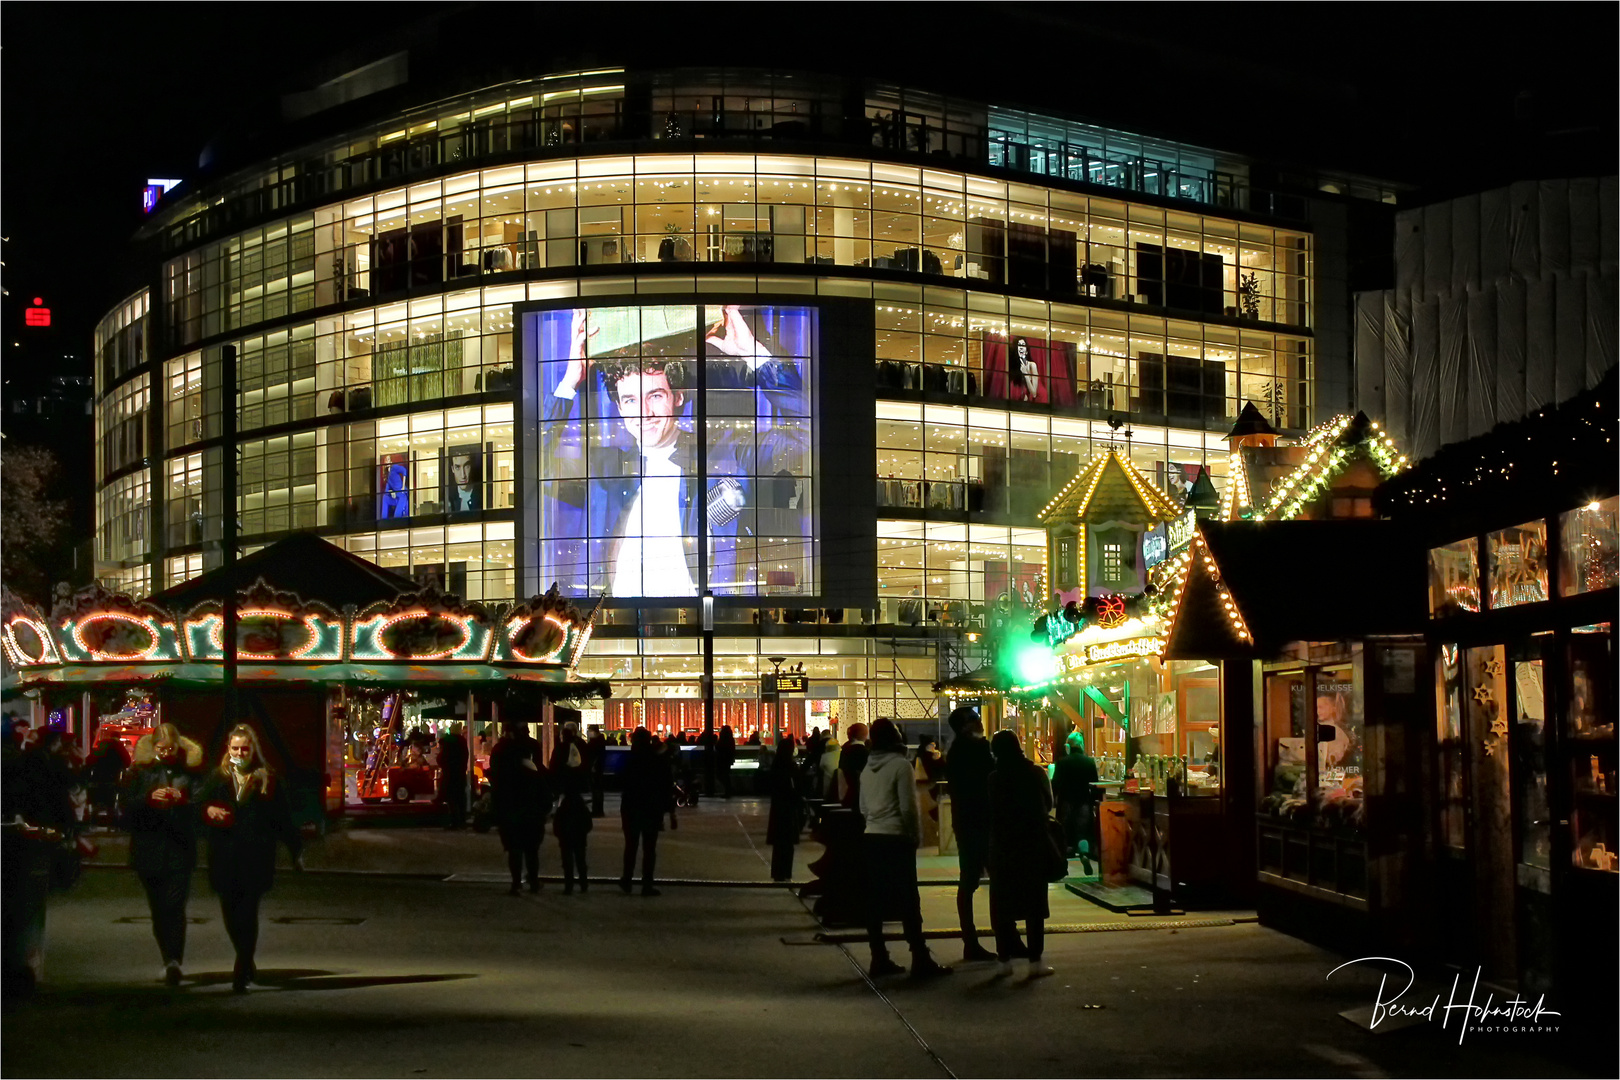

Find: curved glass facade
<box><xmin>98</xmin><ymin>66</ymin><xmax>1332</xmax><ymax>730</ymax></box>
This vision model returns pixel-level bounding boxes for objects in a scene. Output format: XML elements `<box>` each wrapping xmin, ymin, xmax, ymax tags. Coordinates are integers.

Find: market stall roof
<box><xmin>150</xmin><ymin>533</ymin><xmax>418</xmax><ymax>612</ymax></box>
<box><xmin>934</xmin><ymin>663</ymin><xmax>1003</xmax><ymax>695</ymax></box>
<box><xmin>1224</xmin><ymin>401</ymin><xmax>1279</xmax><ymax>442</ymax></box>
<box><xmin>1039</xmin><ymin>445</ymin><xmax>1185</xmax><ymax>524</ymax></box>
<box><xmin>1163</xmin><ymin>519</ymin><xmax>1427</xmax><ymax>659</ymax></box>
<box><xmin>1375</xmin><ymin>366</ymin><xmax>1617</xmax><ymax>542</ymax></box>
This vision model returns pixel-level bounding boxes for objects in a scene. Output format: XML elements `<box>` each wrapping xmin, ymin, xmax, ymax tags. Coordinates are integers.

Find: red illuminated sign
<box><xmin>25</xmin><ymin>298</ymin><xmax>50</xmax><ymax>328</ymax></box>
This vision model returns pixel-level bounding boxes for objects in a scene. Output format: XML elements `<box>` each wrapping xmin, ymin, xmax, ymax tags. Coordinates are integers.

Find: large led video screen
<box><xmin>528</xmin><ymin>303</ymin><xmax>818</xmax><ymax>599</ymax></box>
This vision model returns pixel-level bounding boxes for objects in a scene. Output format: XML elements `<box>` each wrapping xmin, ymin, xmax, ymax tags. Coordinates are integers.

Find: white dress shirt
<box><xmin>611</xmin><ymin>441</ymin><xmax>696</xmax><ymax>597</ymax></box>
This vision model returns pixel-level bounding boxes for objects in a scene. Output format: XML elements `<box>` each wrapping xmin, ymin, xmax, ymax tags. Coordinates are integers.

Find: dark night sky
<box><xmin>2</xmin><ymin>2</ymin><xmax>1614</xmax><ymax>423</ymax></box>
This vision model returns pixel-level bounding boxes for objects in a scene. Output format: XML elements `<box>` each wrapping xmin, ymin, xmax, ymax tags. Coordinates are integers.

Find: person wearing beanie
<box><xmin>858</xmin><ymin>718</ymin><xmax>951</xmax><ymax>981</ymax></box>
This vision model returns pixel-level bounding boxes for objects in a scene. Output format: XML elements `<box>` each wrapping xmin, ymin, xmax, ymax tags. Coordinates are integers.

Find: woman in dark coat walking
<box><xmin>765</xmin><ymin>735</ymin><xmax>803</xmax><ymax>881</ymax></box>
<box><xmin>488</xmin><ymin>717</ymin><xmax>549</xmax><ymax>896</ymax></box>
<box><xmin>619</xmin><ymin>728</ymin><xmax>669</xmax><ymax>895</ymax></box>
<box><xmin>547</xmin><ymin>720</ymin><xmax>593</xmax><ymax>894</ymax></box>
<box><xmin>124</xmin><ymin>724</ymin><xmax>203</xmax><ymax>985</ymax></box>
<box><xmin>196</xmin><ymin>724</ymin><xmax>303</xmax><ymax>992</ymax></box>
<box><xmin>988</xmin><ymin>730</ymin><xmax>1055</xmax><ymax>978</ymax></box>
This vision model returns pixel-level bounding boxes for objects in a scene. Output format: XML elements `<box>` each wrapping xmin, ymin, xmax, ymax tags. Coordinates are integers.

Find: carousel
<box><xmin>1</xmin><ymin>534</ymin><xmax>608</xmax><ymax>827</ymax></box>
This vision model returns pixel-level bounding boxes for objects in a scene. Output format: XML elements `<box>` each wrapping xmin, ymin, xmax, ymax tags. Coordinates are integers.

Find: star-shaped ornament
<box><xmin>1483</xmin><ymin>742</ymin><xmax>1497</xmax><ymax>757</ymax></box>
<box><xmin>1480</xmin><ymin>657</ymin><xmax>1503</xmax><ymax>678</ymax></box>
<box><xmin>1490</xmin><ymin>718</ymin><xmax>1509</xmax><ymax>737</ymax></box>
<box><xmin>1472</xmin><ymin>686</ymin><xmax>1495</xmax><ymax>707</ymax></box>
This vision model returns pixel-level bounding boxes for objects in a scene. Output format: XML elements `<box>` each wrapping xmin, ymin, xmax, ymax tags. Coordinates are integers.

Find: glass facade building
<box><xmin>95</xmin><ymin>65</ymin><xmax>1376</xmax><ymax>735</ymax></box>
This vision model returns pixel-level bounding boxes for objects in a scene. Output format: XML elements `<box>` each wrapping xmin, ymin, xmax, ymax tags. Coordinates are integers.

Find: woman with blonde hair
<box><xmin>125</xmin><ymin>723</ymin><xmax>203</xmax><ymax>986</ymax></box>
<box><xmin>196</xmin><ymin>723</ymin><xmax>303</xmax><ymax>992</ymax></box>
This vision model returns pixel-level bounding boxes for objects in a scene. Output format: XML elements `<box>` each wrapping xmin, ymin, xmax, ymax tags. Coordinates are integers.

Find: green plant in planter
<box><xmin>1238</xmin><ymin>273</ymin><xmax>1261</xmax><ymax>319</ymax></box>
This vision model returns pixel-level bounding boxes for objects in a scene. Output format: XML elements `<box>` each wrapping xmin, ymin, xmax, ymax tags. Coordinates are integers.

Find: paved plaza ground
<box><xmin>3</xmin><ymin>796</ymin><xmax>1595</xmax><ymax>1078</ymax></box>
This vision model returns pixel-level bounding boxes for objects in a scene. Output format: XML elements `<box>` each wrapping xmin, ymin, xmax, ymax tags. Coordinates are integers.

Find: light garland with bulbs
<box><xmin>1257</xmin><ymin>414</ymin><xmax>1410</xmax><ymax>521</ymax></box>
<box><xmin>2</xmin><ymin>615</ymin><xmax>60</xmax><ymax>666</ymax></box>
<box><xmin>67</xmin><ymin>611</ymin><xmax>166</xmax><ymax>662</ymax></box>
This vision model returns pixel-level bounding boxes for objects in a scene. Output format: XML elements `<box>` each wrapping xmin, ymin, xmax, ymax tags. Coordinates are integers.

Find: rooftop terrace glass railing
<box><xmin>157</xmin><ymin>97</ymin><xmax>1302</xmax><ymax>257</ymax></box>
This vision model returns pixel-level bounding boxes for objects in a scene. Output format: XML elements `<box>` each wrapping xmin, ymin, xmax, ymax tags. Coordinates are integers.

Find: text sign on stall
<box><xmin>1167</xmin><ymin>509</ymin><xmax>1197</xmax><ymax>555</ymax></box>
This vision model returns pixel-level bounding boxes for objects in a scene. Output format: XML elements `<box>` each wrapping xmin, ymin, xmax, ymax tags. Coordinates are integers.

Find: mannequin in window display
<box><xmin>544</xmin><ymin>305</ymin><xmax>806</xmax><ymax>596</ymax></box>
<box><xmin>378</xmin><ymin>461</ymin><xmax>410</xmax><ymax>519</ymax></box>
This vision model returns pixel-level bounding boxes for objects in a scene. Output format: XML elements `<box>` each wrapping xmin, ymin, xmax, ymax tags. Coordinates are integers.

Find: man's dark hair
<box><xmin>601</xmin><ymin>358</ymin><xmax>687</xmax><ymax>397</ymax></box>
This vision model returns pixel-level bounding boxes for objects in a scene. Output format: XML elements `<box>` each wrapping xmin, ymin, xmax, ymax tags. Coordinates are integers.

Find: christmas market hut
<box><xmin>1376</xmin><ymin>367</ymin><xmax>1617</xmax><ymax>1031</ymax></box>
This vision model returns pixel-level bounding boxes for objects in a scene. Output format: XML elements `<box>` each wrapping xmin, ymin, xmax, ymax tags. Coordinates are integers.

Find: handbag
<box><xmin>1042</xmin><ymin>817</ymin><xmax>1070</xmax><ymax>882</ymax></box>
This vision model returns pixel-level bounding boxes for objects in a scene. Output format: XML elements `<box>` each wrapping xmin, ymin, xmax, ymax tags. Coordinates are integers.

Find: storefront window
<box><xmin>1434</xmin><ymin>644</ymin><xmax>1467</xmax><ymax>852</ymax></box>
<box><xmin>1428</xmin><ymin>537</ymin><xmax>1479</xmax><ymax>617</ymax></box>
<box><xmin>1488</xmin><ymin>518</ymin><xmax>1549</xmax><ymax>609</ymax></box>
<box><xmin>1512</xmin><ymin>653</ymin><xmax>1551</xmax><ymax>871</ymax></box>
<box><xmin>1315</xmin><ymin>664</ymin><xmax>1359</xmax><ymax>799</ymax></box>
<box><xmin>1260</xmin><ymin>669</ymin><xmax>1307</xmax><ymax>817</ymax></box>
<box><xmin>1558</xmin><ymin>497</ymin><xmax>1618</xmax><ymax>597</ymax></box>
<box><xmin>1567</xmin><ymin>623</ymin><xmax>1616</xmax><ymax>873</ymax></box>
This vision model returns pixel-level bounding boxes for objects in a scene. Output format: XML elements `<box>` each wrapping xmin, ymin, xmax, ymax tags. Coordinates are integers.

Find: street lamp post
<box><xmin>701</xmin><ymin>590</ymin><xmax>715</xmax><ymax>736</ymax></box>
<box><xmin>221</xmin><ymin>344</ymin><xmax>238</xmax><ymax>728</ymax></box>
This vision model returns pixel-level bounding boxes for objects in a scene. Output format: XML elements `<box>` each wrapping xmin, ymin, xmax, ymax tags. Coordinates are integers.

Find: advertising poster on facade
<box><xmin>982</xmin><ymin>333</ymin><xmax>1079</xmax><ymax>406</ymax></box>
<box><xmin>529</xmin><ymin>303</ymin><xmax>817</xmax><ymax>598</ymax></box>
<box><xmin>1157</xmin><ymin>460</ymin><xmax>1206</xmax><ymax>505</ymax></box>
<box><xmin>442</xmin><ymin>443</ymin><xmax>484</xmax><ymax>513</ymax></box>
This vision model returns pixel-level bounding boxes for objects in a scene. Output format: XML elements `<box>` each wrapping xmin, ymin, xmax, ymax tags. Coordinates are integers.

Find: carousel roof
<box><xmin>151</xmin><ymin>533</ymin><xmax>418</xmax><ymax>612</ymax></box>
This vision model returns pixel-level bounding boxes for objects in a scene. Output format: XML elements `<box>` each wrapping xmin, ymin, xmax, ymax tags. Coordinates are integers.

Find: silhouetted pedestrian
<box><xmin>859</xmin><ymin>719</ymin><xmax>951</xmax><ymax>981</ymax></box>
<box><xmin>945</xmin><ymin>707</ymin><xmax>997</xmax><ymax>963</ymax></box>
<box><xmin>660</xmin><ymin>736</ymin><xmax>684</xmax><ymax>830</ymax></box>
<box><xmin>619</xmin><ymin>728</ymin><xmax>669</xmax><ymax>896</ymax></box>
<box><xmin>197</xmin><ymin>724</ymin><xmax>303</xmax><ymax>993</ymax></box>
<box><xmin>766</xmin><ymin>735</ymin><xmax>803</xmax><ymax>881</ymax></box>
<box><xmin>86</xmin><ymin>737</ymin><xmax>129</xmax><ymax>826</ymax></box>
<box><xmin>548</xmin><ymin>720</ymin><xmax>592</xmax><ymax>894</ymax></box>
<box><xmin>437</xmin><ymin>721</ymin><xmax>470</xmax><ymax>829</ymax></box>
<box><xmin>1051</xmin><ymin>732</ymin><xmax>1099</xmax><ymax>871</ymax></box>
<box><xmin>989</xmin><ymin>730</ymin><xmax>1055</xmax><ymax>978</ymax></box>
<box><xmin>716</xmin><ymin>725</ymin><xmax>736</xmax><ymax>798</ymax></box>
<box><xmin>124</xmin><ymin>725</ymin><xmax>202</xmax><ymax>986</ymax></box>
<box><xmin>488</xmin><ymin>717</ymin><xmax>548</xmax><ymax>896</ymax></box>
<box><xmin>837</xmin><ymin>722</ymin><xmax>870</xmax><ymax>809</ymax></box>
<box><xmin>587</xmin><ymin>727</ymin><xmax>607</xmax><ymax>817</ymax></box>
<box><xmin>2</xmin><ymin>724</ymin><xmax>83</xmax><ymax>999</ymax></box>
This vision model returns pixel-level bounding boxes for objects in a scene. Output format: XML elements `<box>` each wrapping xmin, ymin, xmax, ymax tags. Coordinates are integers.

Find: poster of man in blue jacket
<box><xmin>533</xmin><ymin>303</ymin><xmax>816</xmax><ymax>598</ymax></box>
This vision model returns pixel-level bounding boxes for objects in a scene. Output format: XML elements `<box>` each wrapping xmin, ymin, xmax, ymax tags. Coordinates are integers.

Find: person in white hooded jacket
<box><xmin>858</xmin><ymin>719</ymin><xmax>952</xmax><ymax>980</ymax></box>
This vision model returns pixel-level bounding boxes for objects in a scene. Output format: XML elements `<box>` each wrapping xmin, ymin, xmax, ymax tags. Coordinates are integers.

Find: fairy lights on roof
<box><xmin>1256</xmin><ymin>414</ymin><xmax>1409</xmax><ymax>521</ymax></box>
